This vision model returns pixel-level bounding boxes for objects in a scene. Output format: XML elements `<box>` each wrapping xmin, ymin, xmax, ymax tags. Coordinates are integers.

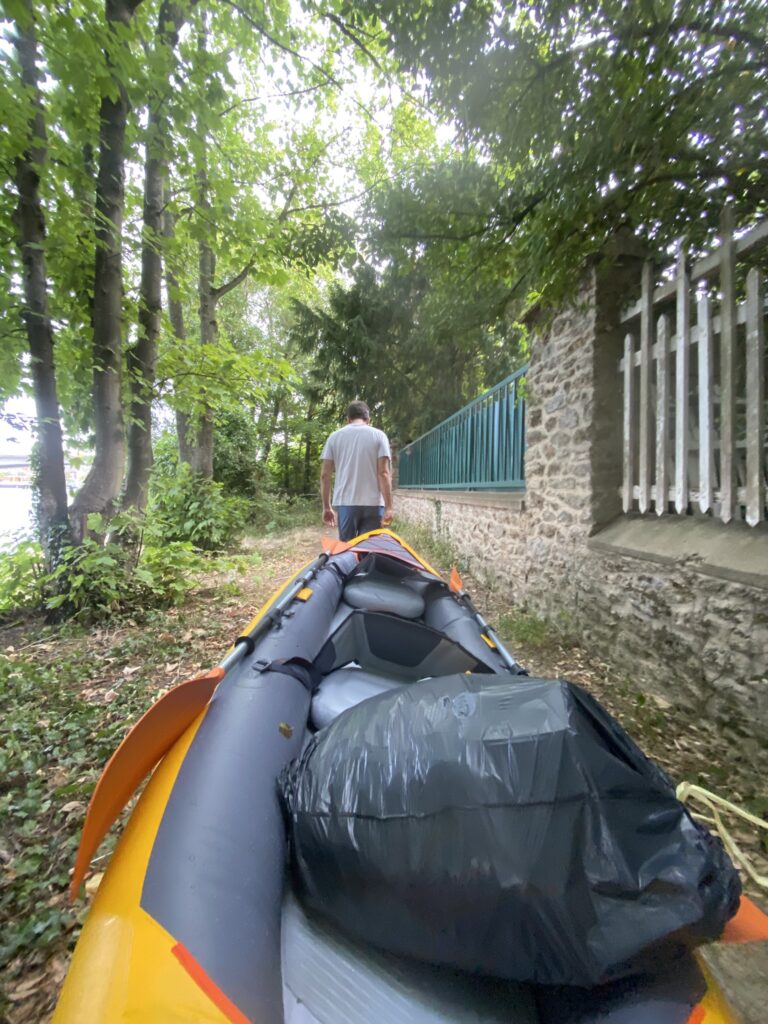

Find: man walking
<box><xmin>320</xmin><ymin>400</ymin><xmax>394</xmax><ymax>541</ymax></box>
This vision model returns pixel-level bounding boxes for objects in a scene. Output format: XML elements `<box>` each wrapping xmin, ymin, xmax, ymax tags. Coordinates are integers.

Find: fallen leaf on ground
<box><xmin>8</xmin><ymin>974</ymin><xmax>44</xmax><ymax>1001</ymax></box>
<box><xmin>85</xmin><ymin>872</ymin><xmax>104</xmax><ymax>895</ymax></box>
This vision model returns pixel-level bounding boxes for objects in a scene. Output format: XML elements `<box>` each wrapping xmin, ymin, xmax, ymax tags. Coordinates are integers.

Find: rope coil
<box><xmin>676</xmin><ymin>781</ymin><xmax>768</xmax><ymax>889</ymax></box>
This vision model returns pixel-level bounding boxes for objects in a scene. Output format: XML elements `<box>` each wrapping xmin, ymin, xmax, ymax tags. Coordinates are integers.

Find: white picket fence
<box><xmin>619</xmin><ymin>210</ymin><xmax>767</xmax><ymax>527</ymax></box>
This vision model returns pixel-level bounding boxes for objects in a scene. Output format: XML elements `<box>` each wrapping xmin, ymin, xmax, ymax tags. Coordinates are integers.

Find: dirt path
<box><xmin>2</xmin><ymin>523</ymin><xmax>765</xmax><ymax>1022</ymax></box>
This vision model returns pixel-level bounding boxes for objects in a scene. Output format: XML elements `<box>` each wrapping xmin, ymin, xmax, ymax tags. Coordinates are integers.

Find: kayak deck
<box><xmin>282</xmin><ymin>889</ymin><xmax>537</xmax><ymax>1024</ymax></box>
<box><xmin>282</xmin><ymin>883</ymin><xmax>726</xmax><ymax>1024</ymax></box>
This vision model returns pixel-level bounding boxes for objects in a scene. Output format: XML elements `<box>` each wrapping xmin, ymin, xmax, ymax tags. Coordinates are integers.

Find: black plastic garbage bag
<box><xmin>279</xmin><ymin>674</ymin><xmax>740</xmax><ymax>987</ymax></box>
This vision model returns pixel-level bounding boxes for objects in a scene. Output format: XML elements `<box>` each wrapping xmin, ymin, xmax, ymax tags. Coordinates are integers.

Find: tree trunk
<box><xmin>124</xmin><ymin>0</ymin><xmax>187</xmax><ymax>511</ymax></box>
<box><xmin>283</xmin><ymin>411</ymin><xmax>290</xmax><ymax>491</ymax></box>
<box><xmin>302</xmin><ymin>402</ymin><xmax>315</xmax><ymax>494</ymax></box>
<box><xmin>186</xmin><ymin>13</ymin><xmax>216</xmax><ymax>479</ymax></box>
<box><xmin>259</xmin><ymin>395</ymin><xmax>281</xmax><ymax>466</ymax></box>
<box><xmin>181</xmin><ymin>11</ymin><xmax>254</xmax><ymax>479</ymax></box>
<box><xmin>12</xmin><ymin>0</ymin><xmax>70</xmax><ymax>555</ymax></box>
<box><xmin>162</xmin><ymin>208</ymin><xmax>195</xmax><ymax>467</ymax></box>
<box><xmin>70</xmin><ymin>0</ymin><xmax>143</xmax><ymax>542</ymax></box>
<box><xmin>176</xmin><ymin>410</ymin><xmax>195</xmax><ymax>466</ymax></box>
<box><xmin>194</xmin><ymin>216</ymin><xmax>216</xmax><ymax>478</ymax></box>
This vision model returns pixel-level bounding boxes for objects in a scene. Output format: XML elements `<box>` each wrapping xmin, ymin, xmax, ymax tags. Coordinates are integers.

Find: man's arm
<box><xmin>377</xmin><ymin>456</ymin><xmax>393</xmax><ymax>525</ymax></box>
<box><xmin>320</xmin><ymin>459</ymin><xmax>336</xmax><ymax>527</ymax></box>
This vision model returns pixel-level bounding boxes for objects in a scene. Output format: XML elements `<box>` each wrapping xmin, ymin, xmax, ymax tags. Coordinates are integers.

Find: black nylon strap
<box><xmin>253</xmin><ymin>658</ymin><xmax>321</xmax><ymax>693</ymax></box>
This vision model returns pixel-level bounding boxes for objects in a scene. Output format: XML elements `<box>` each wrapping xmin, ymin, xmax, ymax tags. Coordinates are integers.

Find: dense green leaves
<box><xmin>148</xmin><ymin>464</ymin><xmax>249</xmax><ymax>550</ymax></box>
<box><xmin>345</xmin><ymin>0</ymin><xmax>768</xmax><ymax>303</ymax></box>
<box><xmin>290</xmin><ymin>255</ymin><xmax>524</xmax><ymax>442</ymax></box>
<box><xmin>3</xmin><ymin>0</ymin><xmax>764</xmax><ymax>557</ymax></box>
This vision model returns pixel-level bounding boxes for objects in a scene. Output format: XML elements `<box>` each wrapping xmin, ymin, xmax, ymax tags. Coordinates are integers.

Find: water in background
<box><xmin>0</xmin><ymin>487</ymin><xmax>34</xmax><ymax>550</ymax></box>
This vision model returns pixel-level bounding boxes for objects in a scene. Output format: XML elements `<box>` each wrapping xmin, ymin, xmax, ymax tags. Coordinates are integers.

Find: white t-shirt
<box><xmin>320</xmin><ymin>423</ymin><xmax>391</xmax><ymax>506</ymax></box>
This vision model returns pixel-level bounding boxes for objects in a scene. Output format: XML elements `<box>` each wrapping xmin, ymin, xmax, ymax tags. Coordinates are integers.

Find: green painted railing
<box><xmin>397</xmin><ymin>367</ymin><xmax>527</xmax><ymax>490</ymax></box>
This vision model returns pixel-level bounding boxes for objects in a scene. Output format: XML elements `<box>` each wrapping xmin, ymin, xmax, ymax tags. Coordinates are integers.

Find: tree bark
<box><xmin>194</xmin><ymin>190</ymin><xmax>216</xmax><ymax>478</ymax></box>
<box><xmin>283</xmin><ymin>410</ymin><xmax>290</xmax><ymax>491</ymax></box>
<box><xmin>181</xmin><ymin>12</ymin><xmax>255</xmax><ymax>479</ymax></box>
<box><xmin>302</xmin><ymin>402</ymin><xmax>315</xmax><ymax>494</ymax></box>
<box><xmin>124</xmin><ymin>0</ymin><xmax>187</xmax><ymax>510</ymax></box>
<box><xmin>71</xmin><ymin>0</ymin><xmax>144</xmax><ymax>542</ymax></box>
<box><xmin>162</xmin><ymin>209</ymin><xmax>195</xmax><ymax>467</ymax></box>
<box><xmin>184</xmin><ymin>13</ymin><xmax>216</xmax><ymax>479</ymax></box>
<box><xmin>12</xmin><ymin>0</ymin><xmax>70</xmax><ymax>554</ymax></box>
<box><xmin>259</xmin><ymin>395</ymin><xmax>281</xmax><ymax>466</ymax></box>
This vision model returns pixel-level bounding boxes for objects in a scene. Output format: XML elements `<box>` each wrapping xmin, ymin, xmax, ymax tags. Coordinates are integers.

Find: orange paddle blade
<box><xmin>70</xmin><ymin>668</ymin><xmax>223</xmax><ymax>901</ymax></box>
<box><xmin>720</xmin><ymin>896</ymin><xmax>768</xmax><ymax>943</ymax></box>
<box><xmin>449</xmin><ymin>567</ymin><xmax>464</xmax><ymax>593</ymax></box>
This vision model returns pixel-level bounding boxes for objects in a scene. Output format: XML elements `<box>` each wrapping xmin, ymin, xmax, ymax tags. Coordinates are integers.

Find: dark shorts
<box><xmin>337</xmin><ymin>505</ymin><xmax>384</xmax><ymax>542</ymax></box>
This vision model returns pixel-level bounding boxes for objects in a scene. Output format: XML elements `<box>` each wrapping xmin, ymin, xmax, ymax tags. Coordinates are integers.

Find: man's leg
<box><xmin>356</xmin><ymin>505</ymin><xmax>385</xmax><ymax>535</ymax></box>
<box><xmin>336</xmin><ymin>506</ymin><xmax>357</xmax><ymax>542</ymax></box>
<box><xmin>337</xmin><ymin>506</ymin><xmax>383</xmax><ymax>540</ymax></box>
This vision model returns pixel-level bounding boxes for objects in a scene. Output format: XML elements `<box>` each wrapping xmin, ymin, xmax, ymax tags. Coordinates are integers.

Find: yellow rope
<box><xmin>676</xmin><ymin>781</ymin><xmax>768</xmax><ymax>889</ymax></box>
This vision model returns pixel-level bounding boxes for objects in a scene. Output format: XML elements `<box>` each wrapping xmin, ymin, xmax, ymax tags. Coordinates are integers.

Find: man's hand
<box><xmin>382</xmin><ymin>506</ymin><xmax>394</xmax><ymax>526</ymax></box>
<box><xmin>323</xmin><ymin>507</ymin><xmax>336</xmax><ymax>528</ymax></box>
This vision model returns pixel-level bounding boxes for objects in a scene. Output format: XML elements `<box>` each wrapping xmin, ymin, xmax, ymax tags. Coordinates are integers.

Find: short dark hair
<box><xmin>346</xmin><ymin>400</ymin><xmax>370</xmax><ymax>422</ymax></box>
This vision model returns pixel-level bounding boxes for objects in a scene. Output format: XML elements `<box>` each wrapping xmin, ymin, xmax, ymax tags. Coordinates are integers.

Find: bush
<box><xmin>43</xmin><ymin>514</ymin><xmax>204</xmax><ymax>623</ymax></box>
<box><xmin>249</xmin><ymin>490</ymin><xmax>318</xmax><ymax>534</ymax></box>
<box><xmin>213</xmin><ymin>408</ymin><xmax>260</xmax><ymax>500</ymax></box>
<box><xmin>0</xmin><ymin>541</ymin><xmax>45</xmax><ymax>619</ymax></box>
<box><xmin>0</xmin><ymin>514</ymin><xmax>203</xmax><ymax>624</ymax></box>
<box><xmin>152</xmin><ymin>430</ymin><xmax>179</xmax><ymax>479</ymax></box>
<box><xmin>149</xmin><ymin>464</ymin><xmax>250</xmax><ymax>551</ymax></box>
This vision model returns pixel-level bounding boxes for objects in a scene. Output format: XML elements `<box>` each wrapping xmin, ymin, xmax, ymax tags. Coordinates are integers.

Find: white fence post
<box><xmin>697</xmin><ymin>293</ymin><xmax>714</xmax><ymax>514</ymax></box>
<box><xmin>619</xmin><ymin>210</ymin><xmax>766</xmax><ymax>527</ymax></box>
<box><xmin>655</xmin><ymin>314</ymin><xmax>669</xmax><ymax>515</ymax></box>
<box><xmin>623</xmin><ymin>333</ymin><xmax>635</xmax><ymax>513</ymax></box>
<box><xmin>674</xmin><ymin>245</ymin><xmax>690</xmax><ymax>514</ymax></box>
<box><xmin>745</xmin><ymin>268</ymin><xmax>765</xmax><ymax>526</ymax></box>
<box><xmin>638</xmin><ymin>262</ymin><xmax>653</xmax><ymax>513</ymax></box>
<box><xmin>719</xmin><ymin>206</ymin><xmax>736</xmax><ymax>524</ymax></box>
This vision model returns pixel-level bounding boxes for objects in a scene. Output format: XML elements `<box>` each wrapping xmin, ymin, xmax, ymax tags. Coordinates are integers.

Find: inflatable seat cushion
<box><xmin>311</xmin><ymin>667</ymin><xmax>404</xmax><ymax>730</ymax></box>
<box><xmin>343</xmin><ymin>576</ymin><xmax>425</xmax><ymax>619</ymax></box>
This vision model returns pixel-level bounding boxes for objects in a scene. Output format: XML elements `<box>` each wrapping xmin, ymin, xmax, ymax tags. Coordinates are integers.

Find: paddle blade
<box><xmin>70</xmin><ymin>668</ymin><xmax>223</xmax><ymax>901</ymax></box>
<box><xmin>449</xmin><ymin>566</ymin><xmax>464</xmax><ymax>593</ymax></box>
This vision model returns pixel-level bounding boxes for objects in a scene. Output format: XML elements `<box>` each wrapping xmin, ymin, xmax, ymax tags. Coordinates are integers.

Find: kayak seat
<box><xmin>343</xmin><ymin>574</ymin><xmax>425</xmax><ymax>620</ymax></box>
<box><xmin>314</xmin><ymin>611</ymin><xmax>485</xmax><ymax>682</ymax></box>
<box><xmin>311</xmin><ymin>666</ymin><xmax>403</xmax><ymax>730</ymax></box>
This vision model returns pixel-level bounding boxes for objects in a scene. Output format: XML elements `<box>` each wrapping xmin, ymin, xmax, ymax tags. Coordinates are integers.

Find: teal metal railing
<box><xmin>397</xmin><ymin>366</ymin><xmax>527</xmax><ymax>490</ymax></box>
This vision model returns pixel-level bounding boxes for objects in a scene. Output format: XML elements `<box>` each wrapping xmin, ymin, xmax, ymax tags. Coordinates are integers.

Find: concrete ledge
<box><xmin>395</xmin><ymin>488</ymin><xmax>526</xmax><ymax>511</ymax></box>
<box><xmin>697</xmin><ymin>941</ymin><xmax>768</xmax><ymax>1024</ymax></box>
<box><xmin>588</xmin><ymin>515</ymin><xmax>768</xmax><ymax>590</ymax></box>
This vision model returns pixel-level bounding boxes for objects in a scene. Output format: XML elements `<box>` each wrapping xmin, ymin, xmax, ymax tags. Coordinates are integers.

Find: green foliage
<box><xmin>0</xmin><ymin>512</ymin><xmax>203</xmax><ymax>625</ymax></box>
<box><xmin>346</xmin><ymin>0</ymin><xmax>767</xmax><ymax>306</ymax></box>
<box><xmin>497</xmin><ymin>611</ymin><xmax>555</xmax><ymax>650</ymax></box>
<box><xmin>0</xmin><ymin>646</ymin><xmax>161</xmax><ymax>971</ymax></box>
<box><xmin>213</xmin><ymin>407</ymin><xmax>261</xmax><ymax>500</ymax></box>
<box><xmin>290</xmin><ymin>259</ymin><xmax>524</xmax><ymax>442</ymax></box>
<box><xmin>149</xmin><ymin>464</ymin><xmax>249</xmax><ymax>551</ymax></box>
<box><xmin>151</xmin><ymin>430</ymin><xmax>180</xmax><ymax>479</ymax></box>
<box><xmin>393</xmin><ymin>518</ymin><xmax>463</xmax><ymax>576</ymax></box>
<box><xmin>248</xmin><ymin>491</ymin><xmax>318</xmax><ymax>535</ymax></box>
<box><xmin>0</xmin><ymin>541</ymin><xmax>45</xmax><ymax>618</ymax></box>
<box><xmin>43</xmin><ymin>513</ymin><xmax>203</xmax><ymax>622</ymax></box>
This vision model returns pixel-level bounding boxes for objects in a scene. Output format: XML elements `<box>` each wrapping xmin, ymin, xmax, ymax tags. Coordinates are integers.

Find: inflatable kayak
<box><xmin>54</xmin><ymin>530</ymin><xmax>768</xmax><ymax>1024</ymax></box>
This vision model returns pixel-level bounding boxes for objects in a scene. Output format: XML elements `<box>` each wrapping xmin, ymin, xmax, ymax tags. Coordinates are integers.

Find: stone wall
<box><xmin>395</xmin><ymin>263</ymin><xmax>768</xmax><ymax>742</ymax></box>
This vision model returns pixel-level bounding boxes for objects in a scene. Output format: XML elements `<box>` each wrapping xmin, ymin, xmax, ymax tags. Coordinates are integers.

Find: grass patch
<box><xmin>497</xmin><ymin>610</ymin><xmax>555</xmax><ymax>648</ymax></box>
<box><xmin>248</xmin><ymin>493</ymin><xmax>319</xmax><ymax>536</ymax></box>
<box><xmin>392</xmin><ymin>519</ymin><xmax>464</xmax><ymax>576</ymax></box>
